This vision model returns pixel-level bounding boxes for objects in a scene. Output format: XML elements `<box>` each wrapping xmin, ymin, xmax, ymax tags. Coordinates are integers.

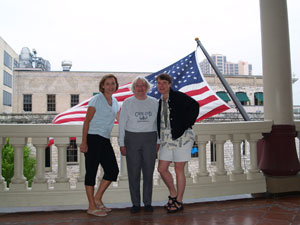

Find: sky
<box><xmin>1</xmin><ymin>0</ymin><xmax>300</xmax><ymax>105</ymax></box>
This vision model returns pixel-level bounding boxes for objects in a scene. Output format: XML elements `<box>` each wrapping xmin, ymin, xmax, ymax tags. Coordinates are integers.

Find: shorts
<box><xmin>158</xmin><ymin>141</ymin><xmax>193</xmax><ymax>162</ymax></box>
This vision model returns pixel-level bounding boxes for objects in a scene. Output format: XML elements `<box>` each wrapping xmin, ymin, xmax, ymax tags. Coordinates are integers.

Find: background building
<box><xmin>0</xmin><ymin>37</ymin><xmax>18</xmax><ymax>113</ymax></box>
<box><xmin>0</xmin><ymin>39</ymin><xmax>286</xmax><ymax>118</ymax></box>
<box><xmin>200</xmin><ymin>54</ymin><xmax>253</xmax><ymax>75</ymax></box>
<box><xmin>12</xmin><ymin>69</ymin><xmax>265</xmax><ymax>115</ymax></box>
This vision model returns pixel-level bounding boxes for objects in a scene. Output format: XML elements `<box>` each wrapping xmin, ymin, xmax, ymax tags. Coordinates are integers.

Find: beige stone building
<box><xmin>12</xmin><ymin>69</ymin><xmax>265</xmax><ymax>114</ymax></box>
<box><xmin>0</xmin><ymin>37</ymin><xmax>18</xmax><ymax>113</ymax></box>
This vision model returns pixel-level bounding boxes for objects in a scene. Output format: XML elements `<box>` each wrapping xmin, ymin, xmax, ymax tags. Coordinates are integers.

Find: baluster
<box><xmin>230</xmin><ymin>134</ymin><xmax>247</xmax><ymax>181</ymax></box>
<box><xmin>96</xmin><ymin>167</ymin><xmax>104</xmax><ymax>187</ymax></box>
<box><xmin>213</xmin><ymin>135</ymin><xmax>229</xmax><ymax>182</ymax></box>
<box><xmin>247</xmin><ymin>133</ymin><xmax>263</xmax><ymax>179</ymax></box>
<box><xmin>10</xmin><ymin>137</ymin><xmax>28</xmax><ymax>191</ymax></box>
<box><xmin>32</xmin><ymin>138</ymin><xmax>48</xmax><ymax>190</ymax></box>
<box><xmin>195</xmin><ymin>135</ymin><xmax>211</xmax><ymax>183</ymax></box>
<box><xmin>185</xmin><ymin>163</ymin><xmax>193</xmax><ymax>184</ymax></box>
<box><xmin>54</xmin><ymin>138</ymin><xmax>70</xmax><ymax>190</ymax></box>
<box><xmin>76</xmin><ymin>138</ymin><xmax>85</xmax><ymax>189</ymax></box>
<box><xmin>118</xmin><ymin>155</ymin><xmax>128</xmax><ymax>187</ymax></box>
<box><xmin>0</xmin><ymin>137</ymin><xmax>7</xmax><ymax>191</ymax></box>
<box><xmin>154</xmin><ymin>159</ymin><xmax>160</xmax><ymax>186</ymax></box>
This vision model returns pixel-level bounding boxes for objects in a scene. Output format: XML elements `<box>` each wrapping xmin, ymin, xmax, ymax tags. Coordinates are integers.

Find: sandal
<box><xmin>95</xmin><ymin>202</ymin><xmax>112</xmax><ymax>212</ymax></box>
<box><xmin>164</xmin><ymin>196</ymin><xmax>177</xmax><ymax>209</ymax></box>
<box><xmin>167</xmin><ymin>200</ymin><xmax>184</xmax><ymax>213</ymax></box>
<box><xmin>87</xmin><ymin>209</ymin><xmax>107</xmax><ymax>217</ymax></box>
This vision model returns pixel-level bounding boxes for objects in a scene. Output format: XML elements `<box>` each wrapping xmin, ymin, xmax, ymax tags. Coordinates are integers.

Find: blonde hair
<box><xmin>130</xmin><ymin>76</ymin><xmax>152</xmax><ymax>93</ymax></box>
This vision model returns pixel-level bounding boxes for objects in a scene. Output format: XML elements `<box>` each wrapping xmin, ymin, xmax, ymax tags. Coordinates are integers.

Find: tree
<box><xmin>1</xmin><ymin>138</ymin><xmax>36</xmax><ymax>187</ymax></box>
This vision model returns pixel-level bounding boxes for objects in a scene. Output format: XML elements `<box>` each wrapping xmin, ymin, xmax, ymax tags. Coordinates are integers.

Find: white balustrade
<box><xmin>32</xmin><ymin>138</ymin><xmax>48</xmax><ymax>191</ymax></box>
<box><xmin>118</xmin><ymin>155</ymin><xmax>129</xmax><ymax>187</ymax></box>
<box><xmin>75</xmin><ymin>138</ymin><xmax>85</xmax><ymax>189</ymax></box>
<box><xmin>0</xmin><ymin>121</ymin><xmax>279</xmax><ymax>208</ymax></box>
<box><xmin>9</xmin><ymin>138</ymin><xmax>28</xmax><ymax>191</ymax></box>
<box><xmin>54</xmin><ymin>137</ymin><xmax>70</xmax><ymax>190</ymax></box>
<box><xmin>247</xmin><ymin>133</ymin><xmax>263</xmax><ymax>180</ymax></box>
<box><xmin>230</xmin><ymin>134</ymin><xmax>247</xmax><ymax>181</ymax></box>
<box><xmin>195</xmin><ymin>135</ymin><xmax>210</xmax><ymax>184</ymax></box>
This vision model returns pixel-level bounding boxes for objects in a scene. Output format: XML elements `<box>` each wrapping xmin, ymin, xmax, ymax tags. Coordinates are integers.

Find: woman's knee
<box><xmin>158</xmin><ymin>163</ymin><xmax>169</xmax><ymax>174</ymax></box>
<box><xmin>174</xmin><ymin>162</ymin><xmax>186</xmax><ymax>174</ymax></box>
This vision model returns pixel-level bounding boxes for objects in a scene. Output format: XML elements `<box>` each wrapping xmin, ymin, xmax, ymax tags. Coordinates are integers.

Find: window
<box><xmin>216</xmin><ymin>91</ymin><xmax>230</xmax><ymax>103</ymax></box>
<box><xmin>3</xmin><ymin>90</ymin><xmax>12</xmax><ymax>106</ymax></box>
<box><xmin>14</xmin><ymin>59</ymin><xmax>19</xmax><ymax>68</ymax></box>
<box><xmin>254</xmin><ymin>92</ymin><xmax>264</xmax><ymax>106</ymax></box>
<box><xmin>3</xmin><ymin>71</ymin><xmax>12</xmax><ymax>88</ymax></box>
<box><xmin>236</xmin><ymin>92</ymin><xmax>250</xmax><ymax>106</ymax></box>
<box><xmin>47</xmin><ymin>94</ymin><xmax>56</xmax><ymax>111</ymax></box>
<box><xmin>67</xmin><ymin>138</ymin><xmax>78</xmax><ymax>163</ymax></box>
<box><xmin>4</xmin><ymin>51</ymin><xmax>12</xmax><ymax>69</ymax></box>
<box><xmin>70</xmin><ymin>94</ymin><xmax>79</xmax><ymax>107</ymax></box>
<box><xmin>23</xmin><ymin>94</ymin><xmax>32</xmax><ymax>112</ymax></box>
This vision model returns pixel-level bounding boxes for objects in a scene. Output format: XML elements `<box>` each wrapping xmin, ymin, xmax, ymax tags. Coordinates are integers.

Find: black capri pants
<box><xmin>84</xmin><ymin>134</ymin><xmax>119</xmax><ymax>186</ymax></box>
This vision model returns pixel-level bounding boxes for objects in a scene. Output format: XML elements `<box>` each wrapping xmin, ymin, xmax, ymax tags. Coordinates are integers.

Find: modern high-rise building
<box><xmin>199</xmin><ymin>54</ymin><xmax>253</xmax><ymax>75</ymax></box>
<box><xmin>0</xmin><ymin>37</ymin><xmax>19</xmax><ymax>113</ymax></box>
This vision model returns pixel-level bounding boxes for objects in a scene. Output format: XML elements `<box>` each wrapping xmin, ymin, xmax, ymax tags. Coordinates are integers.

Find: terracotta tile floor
<box><xmin>1</xmin><ymin>193</ymin><xmax>300</xmax><ymax>225</ymax></box>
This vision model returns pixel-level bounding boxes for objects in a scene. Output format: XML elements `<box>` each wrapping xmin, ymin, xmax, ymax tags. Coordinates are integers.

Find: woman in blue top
<box><xmin>80</xmin><ymin>74</ymin><xmax>120</xmax><ymax>217</ymax></box>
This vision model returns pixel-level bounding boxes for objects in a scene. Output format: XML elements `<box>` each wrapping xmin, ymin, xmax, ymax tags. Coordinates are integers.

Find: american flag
<box><xmin>52</xmin><ymin>49</ymin><xmax>230</xmax><ymax>124</ymax></box>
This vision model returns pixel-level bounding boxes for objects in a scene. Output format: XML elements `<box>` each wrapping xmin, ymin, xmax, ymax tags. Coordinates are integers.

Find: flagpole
<box><xmin>195</xmin><ymin>37</ymin><xmax>251</xmax><ymax>121</ymax></box>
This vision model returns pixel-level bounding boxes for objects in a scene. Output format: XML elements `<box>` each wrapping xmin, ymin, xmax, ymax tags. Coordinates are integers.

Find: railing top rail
<box><xmin>0</xmin><ymin>121</ymin><xmax>274</xmax><ymax>138</ymax></box>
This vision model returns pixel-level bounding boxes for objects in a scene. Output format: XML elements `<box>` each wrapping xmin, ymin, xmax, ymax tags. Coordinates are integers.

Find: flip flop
<box><xmin>96</xmin><ymin>202</ymin><xmax>112</xmax><ymax>212</ymax></box>
<box><xmin>87</xmin><ymin>209</ymin><xmax>107</xmax><ymax>217</ymax></box>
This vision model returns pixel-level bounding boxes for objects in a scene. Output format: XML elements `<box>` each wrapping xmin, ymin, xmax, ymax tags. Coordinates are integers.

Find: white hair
<box><xmin>130</xmin><ymin>76</ymin><xmax>152</xmax><ymax>93</ymax></box>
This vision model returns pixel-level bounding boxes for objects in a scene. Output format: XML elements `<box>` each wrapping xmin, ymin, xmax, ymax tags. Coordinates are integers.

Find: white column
<box><xmin>230</xmin><ymin>134</ymin><xmax>246</xmax><ymax>181</ymax></box>
<box><xmin>76</xmin><ymin>138</ymin><xmax>85</xmax><ymax>189</ymax></box>
<box><xmin>195</xmin><ymin>135</ymin><xmax>211</xmax><ymax>184</ymax></box>
<box><xmin>31</xmin><ymin>137</ymin><xmax>48</xmax><ymax>190</ymax></box>
<box><xmin>0</xmin><ymin>137</ymin><xmax>7</xmax><ymax>191</ymax></box>
<box><xmin>185</xmin><ymin>163</ymin><xmax>193</xmax><ymax>185</ymax></box>
<box><xmin>118</xmin><ymin>155</ymin><xmax>128</xmax><ymax>187</ymax></box>
<box><xmin>54</xmin><ymin>137</ymin><xmax>70</xmax><ymax>190</ymax></box>
<box><xmin>32</xmin><ymin>144</ymin><xmax>48</xmax><ymax>190</ymax></box>
<box><xmin>10</xmin><ymin>138</ymin><xmax>28</xmax><ymax>191</ymax></box>
<box><xmin>247</xmin><ymin>133</ymin><xmax>263</xmax><ymax>179</ymax></box>
<box><xmin>260</xmin><ymin>0</ymin><xmax>293</xmax><ymax>124</ymax></box>
<box><xmin>213</xmin><ymin>135</ymin><xmax>229</xmax><ymax>182</ymax></box>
